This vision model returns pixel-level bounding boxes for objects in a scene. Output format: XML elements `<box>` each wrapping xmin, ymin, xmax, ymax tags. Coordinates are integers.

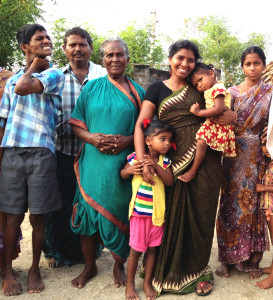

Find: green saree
<box><xmin>69</xmin><ymin>76</ymin><xmax>144</xmax><ymax>261</ymax></box>
<box><xmin>152</xmin><ymin>84</ymin><xmax>222</xmax><ymax>294</ymax></box>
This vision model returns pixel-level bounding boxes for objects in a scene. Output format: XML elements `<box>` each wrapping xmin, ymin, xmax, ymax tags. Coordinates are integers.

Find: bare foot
<box><xmin>13</xmin><ymin>268</ymin><xmax>20</xmax><ymax>278</ymax></box>
<box><xmin>113</xmin><ymin>261</ymin><xmax>126</xmax><ymax>288</ymax></box>
<box><xmin>249</xmin><ymin>270</ymin><xmax>263</xmax><ymax>279</ymax></box>
<box><xmin>71</xmin><ymin>264</ymin><xmax>98</xmax><ymax>288</ymax></box>
<box><xmin>262</xmin><ymin>266</ymin><xmax>272</xmax><ymax>274</ymax></box>
<box><xmin>144</xmin><ymin>282</ymin><xmax>157</xmax><ymax>300</ymax></box>
<box><xmin>2</xmin><ymin>272</ymin><xmax>23</xmax><ymax>296</ymax></box>
<box><xmin>178</xmin><ymin>170</ymin><xmax>197</xmax><ymax>182</ymax></box>
<box><xmin>125</xmin><ymin>282</ymin><xmax>140</xmax><ymax>300</ymax></box>
<box><xmin>215</xmin><ymin>263</ymin><xmax>230</xmax><ymax>278</ymax></box>
<box><xmin>1</xmin><ymin>268</ymin><xmax>20</xmax><ymax>278</ymax></box>
<box><xmin>196</xmin><ymin>282</ymin><xmax>213</xmax><ymax>296</ymax></box>
<box><xmin>255</xmin><ymin>273</ymin><xmax>273</xmax><ymax>289</ymax></box>
<box><xmin>27</xmin><ymin>268</ymin><xmax>44</xmax><ymax>294</ymax></box>
<box><xmin>48</xmin><ymin>258</ymin><xmax>61</xmax><ymax>268</ymax></box>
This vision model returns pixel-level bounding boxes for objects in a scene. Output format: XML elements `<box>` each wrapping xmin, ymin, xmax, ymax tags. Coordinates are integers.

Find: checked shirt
<box><xmin>56</xmin><ymin>61</ymin><xmax>107</xmax><ymax>156</ymax></box>
<box><xmin>0</xmin><ymin>68</ymin><xmax>64</xmax><ymax>154</ymax></box>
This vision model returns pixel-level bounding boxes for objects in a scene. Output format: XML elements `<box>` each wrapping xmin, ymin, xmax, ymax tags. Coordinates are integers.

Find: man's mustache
<box><xmin>73</xmin><ymin>52</ymin><xmax>84</xmax><ymax>56</ymax></box>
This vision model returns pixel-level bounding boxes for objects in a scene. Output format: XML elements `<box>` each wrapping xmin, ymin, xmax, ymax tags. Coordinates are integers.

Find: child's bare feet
<box><xmin>256</xmin><ymin>183</ymin><xmax>265</xmax><ymax>192</ymax></box>
<box><xmin>215</xmin><ymin>263</ymin><xmax>230</xmax><ymax>277</ymax></box>
<box><xmin>27</xmin><ymin>268</ymin><xmax>44</xmax><ymax>294</ymax></box>
<box><xmin>125</xmin><ymin>282</ymin><xmax>139</xmax><ymax>300</ymax></box>
<box><xmin>144</xmin><ymin>282</ymin><xmax>157</xmax><ymax>300</ymax></box>
<box><xmin>113</xmin><ymin>261</ymin><xmax>126</xmax><ymax>288</ymax></box>
<box><xmin>48</xmin><ymin>258</ymin><xmax>61</xmax><ymax>268</ymax></box>
<box><xmin>178</xmin><ymin>170</ymin><xmax>197</xmax><ymax>182</ymax></box>
<box><xmin>249</xmin><ymin>270</ymin><xmax>263</xmax><ymax>279</ymax></box>
<box><xmin>255</xmin><ymin>273</ymin><xmax>273</xmax><ymax>289</ymax></box>
<box><xmin>71</xmin><ymin>264</ymin><xmax>98</xmax><ymax>288</ymax></box>
<box><xmin>2</xmin><ymin>272</ymin><xmax>23</xmax><ymax>296</ymax></box>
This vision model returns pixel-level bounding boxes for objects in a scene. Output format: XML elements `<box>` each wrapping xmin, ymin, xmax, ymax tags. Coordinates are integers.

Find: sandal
<box><xmin>195</xmin><ymin>281</ymin><xmax>213</xmax><ymax>296</ymax></box>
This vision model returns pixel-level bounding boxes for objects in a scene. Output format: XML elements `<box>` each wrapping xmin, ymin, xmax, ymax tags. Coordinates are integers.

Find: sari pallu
<box><xmin>69</xmin><ymin>76</ymin><xmax>144</xmax><ymax>261</ymax></box>
<box><xmin>217</xmin><ymin>81</ymin><xmax>272</xmax><ymax>271</ymax></box>
<box><xmin>152</xmin><ymin>84</ymin><xmax>222</xmax><ymax>295</ymax></box>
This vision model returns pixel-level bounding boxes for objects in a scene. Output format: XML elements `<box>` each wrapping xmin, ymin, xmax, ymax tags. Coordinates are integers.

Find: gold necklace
<box><xmin>169</xmin><ymin>77</ymin><xmax>175</xmax><ymax>93</ymax></box>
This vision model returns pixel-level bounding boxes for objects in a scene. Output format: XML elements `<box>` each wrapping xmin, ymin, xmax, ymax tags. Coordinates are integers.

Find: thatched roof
<box><xmin>262</xmin><ymin>61</ymin><xmax>273</xmax><ymax>84</ymax></box>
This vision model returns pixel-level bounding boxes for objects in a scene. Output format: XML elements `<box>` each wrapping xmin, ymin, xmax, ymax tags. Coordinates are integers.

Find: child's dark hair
<box><xmin>189</xmin><ymin>62</ymin><xmax>214</xmax><ymax>82</ymax></box>
<box><xmin>142</xmin><ymin>120</ymin><xmax>174</xmax><ymax>139</ymax></box>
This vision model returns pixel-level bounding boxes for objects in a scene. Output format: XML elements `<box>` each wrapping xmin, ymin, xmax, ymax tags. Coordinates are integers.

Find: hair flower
<box><xmin>171</xmin><ymin>141</ymin><xmax>177</xmax><ymax>151</ymax></box>
<box><xmin>143</xmin><ymin>119</ymin><xmax>151</xmax><ymax>129</ymax></box>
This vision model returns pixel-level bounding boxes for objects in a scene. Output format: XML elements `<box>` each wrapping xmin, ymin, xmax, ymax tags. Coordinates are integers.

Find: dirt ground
<box><xmin>1</xmin><ymin>213</ymin><xmax>273</xmax><ymax>300</ymax></box>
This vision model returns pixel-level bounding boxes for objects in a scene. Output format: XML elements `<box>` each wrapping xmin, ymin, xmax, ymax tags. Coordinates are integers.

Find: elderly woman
<box><xmin>68</xmin><ymin>37</ymin><xmax>144</xmax><ymax>288</ymax></box>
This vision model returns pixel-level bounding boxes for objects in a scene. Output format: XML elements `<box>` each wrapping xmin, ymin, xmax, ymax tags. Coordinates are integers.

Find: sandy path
<box><xmin>0</xmin><ymin>213</ymin><xmax>273</xmax><ymax>299</ymax></box>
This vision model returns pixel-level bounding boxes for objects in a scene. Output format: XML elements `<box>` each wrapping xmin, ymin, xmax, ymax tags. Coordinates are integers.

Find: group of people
<box><xmin>0</xmin><ymin>22</ymin><xmax>273</xmax><ymax>300</ymax></box>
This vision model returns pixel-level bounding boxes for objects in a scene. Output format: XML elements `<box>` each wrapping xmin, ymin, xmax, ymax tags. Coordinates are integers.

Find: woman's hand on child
<box><xmin>256</xmin><ymin>183</ymin><xmax>266</xmax><ymax>192</ymax></box>
<box><xmin>143</xmin><ymin>155</ymin><xmax>157</xmax><ymax>168</ymax></box>
<box><xmin>190</xmin><ymin>103</ymin><xmax>200</xmax><ymax>116</ymax></box>
<box><xmin>212</xmin><ymin>107</ymin><xmax>236</xmax><ymax>125</ymax></box>
<box><xmin>142</xmin><ymin>165</ymin><xmax>156</xmax><ymax>185</ymax></box>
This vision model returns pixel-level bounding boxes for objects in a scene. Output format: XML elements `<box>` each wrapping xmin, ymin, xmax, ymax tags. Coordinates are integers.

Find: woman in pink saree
<box><xmin>216</xmin><ymin>46</ymin><xmax>272</xmax><ymax>279</ymax></box>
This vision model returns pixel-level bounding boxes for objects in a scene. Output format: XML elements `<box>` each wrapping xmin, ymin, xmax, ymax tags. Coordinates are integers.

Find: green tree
<box><xmin>180</xmin><ymin>16</ymin><xmax>269</xmax><ymax>86</ymax></box>
<box><xmin>50</xmin><ymin>18</ymin><xmax>106</xmax><ymax>68</ymax></box>
<box><xmin>118</xmin><ymin>21</ymin><xmax>166</xmax><ymax>77</ymax></box>
<box><xmin>0</xmin><ymin>0</ymin><xmax>45</xmax><ymax>69</ymax></box>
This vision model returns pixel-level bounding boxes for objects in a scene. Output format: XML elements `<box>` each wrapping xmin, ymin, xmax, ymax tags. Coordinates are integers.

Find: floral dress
<box><xmin>196</xmin><ymin>82</ymin><xmax>236</xmax><ymax>157</ymax></box>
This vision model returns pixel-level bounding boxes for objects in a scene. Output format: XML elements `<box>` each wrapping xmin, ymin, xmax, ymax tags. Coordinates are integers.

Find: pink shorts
<box><xmin>129</xmin><ymin>216</ymin><xmax>164</xmax><ymax>253</ymax></box>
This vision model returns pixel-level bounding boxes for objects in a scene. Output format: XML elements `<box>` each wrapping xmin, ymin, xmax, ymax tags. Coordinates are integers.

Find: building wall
<box><xmin>133</xmin><ymin>65</ymin><xmax>170</xmax><ymax>90</ymax></box>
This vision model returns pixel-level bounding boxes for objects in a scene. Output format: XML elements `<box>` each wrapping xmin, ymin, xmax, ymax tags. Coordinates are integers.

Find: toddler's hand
<box><xmin>190</xmin><ymin>103</ymin><xmax>200</xmax><ymax>116</ymax></box>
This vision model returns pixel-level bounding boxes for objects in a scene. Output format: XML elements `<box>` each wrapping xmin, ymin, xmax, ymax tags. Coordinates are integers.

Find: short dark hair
<box><xmin>189</xmin><ymin>62</ymin><xmax>214</xmax><ymax>82</ymax></box>
<box><xmin>63</xmin><ymin>27</ymin><xmax>92</xmax><ymax>46</ymax></box>
<box><xmin>16</xmin><ymin>23</ymin><xmax>46</xmax><ymax>48</ymax></box>
<box><xmin>168</xmin><ymin>40</ymin><xmax>201</xmax><ymax>62</ymax></box>
<box><xmin>241</xmin><ymin>46</ymin><xmax>266</xmax><ymax>67</ymax></box>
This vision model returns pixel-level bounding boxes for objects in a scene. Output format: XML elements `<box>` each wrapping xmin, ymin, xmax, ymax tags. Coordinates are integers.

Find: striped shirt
<box><xmin>0</xmin><ymin>68</ymin><xmax>64</xmax><ymax>154</ymax></box>
<box><xmin>56</xmin><ymin>62</ymin><xmax>107</xmax><ymax>156</ymax></box>
<box><xmin>128</xmin><ymin>152</ymin><xmax>171</xmax><ymax>217</ymax></box>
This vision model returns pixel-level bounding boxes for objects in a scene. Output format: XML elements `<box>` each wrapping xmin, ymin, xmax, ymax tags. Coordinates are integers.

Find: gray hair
<box><xmin>99</xmin><ymin>37</ymin><xmax>129</xmax><ymax>60</ymax></box>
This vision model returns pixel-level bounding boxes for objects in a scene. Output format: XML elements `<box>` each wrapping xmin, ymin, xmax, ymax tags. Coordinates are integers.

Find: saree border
<box><xmin>158</xmin><ymin>84</ymin><xmax>197</xmax><ymax>178</ymax></box>
<box><xmin>107</xmin><ymin>75</ymin><xmax>142</xmax><ymax>110</ymax></box>
<box><xmin>152</xmin><ymin>265</ymin><xmax>213</xmax><ymax>295</ymax></box>
<box><xmin>71</xmin><ymin>141</ymin><xmax>129</xmax><ymax>237</ymax></box>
